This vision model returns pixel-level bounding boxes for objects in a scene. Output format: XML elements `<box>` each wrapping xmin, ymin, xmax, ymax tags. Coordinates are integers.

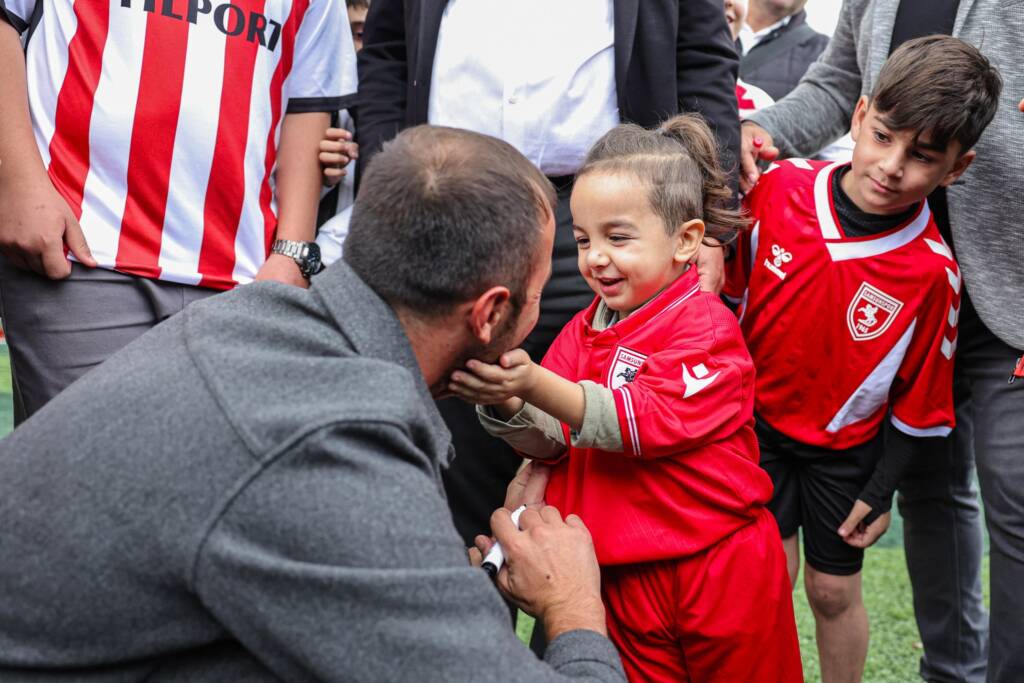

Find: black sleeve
<box><xmin>676</xmin><ymin>0</ymin><xmax>742</xmax><ymax>196</ymax></box>
<box><xmin>857</xmin><ymin>426</ymin><xmax>938</xmax><ymax>524</ymax></box>
<box><xmin>354</xmin><ymin>0</ymin><xmax>409</xmax><ymax>181</ymax></box>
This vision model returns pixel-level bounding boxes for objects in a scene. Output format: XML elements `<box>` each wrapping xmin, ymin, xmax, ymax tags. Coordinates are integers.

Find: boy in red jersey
<box><xmin>726</xmin><ymin>36</ymin><xmax>1002</xmax><ymax>682</ymax></box>
<box><xmin>450</xmin><ymin>115</ymin><xmax>802</xmax><ymax>683</ymax></box>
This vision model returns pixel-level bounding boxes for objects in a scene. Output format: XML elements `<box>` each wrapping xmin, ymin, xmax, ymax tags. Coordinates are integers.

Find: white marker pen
<box><xmin>481</xmin><ymin>505</ymin><xmax>528</xmax><ymax>579</ymax></box>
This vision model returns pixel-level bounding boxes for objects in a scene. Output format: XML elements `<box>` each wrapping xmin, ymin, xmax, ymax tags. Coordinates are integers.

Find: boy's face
<box><xmin>724</xmin><ymin>0</ymin><xmax>746</xmax><ymax>41</ymax></box>
<box><xmin>845</xmin><ymin>96</ymin><xmax>975</xmax><ymax>215</ymax></box>
<box><xmin>348</xmin><ymin>5</ymin><xmax>368</xmax><ymax>51</ymax></box>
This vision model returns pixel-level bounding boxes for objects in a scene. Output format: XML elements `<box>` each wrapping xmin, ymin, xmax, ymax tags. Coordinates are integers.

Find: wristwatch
<box><xmin>271</xmin><ymin>239</ymin><xmax>323</xmax><ymax>279</ymax></box>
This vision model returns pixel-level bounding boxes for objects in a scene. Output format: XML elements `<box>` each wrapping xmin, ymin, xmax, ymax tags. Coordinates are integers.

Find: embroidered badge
<box><xmin>847</xmin><ymin>282</ymin><xmax>904</xmax><ymax>341</ymax></box>
<box><xmin>609</xmin><ymin>347</ymin><xmax>648</xmax><ymax>390</ymax></box>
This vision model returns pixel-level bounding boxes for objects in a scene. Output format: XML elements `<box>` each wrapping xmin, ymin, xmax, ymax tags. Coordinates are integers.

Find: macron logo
<box><xmin>682</xmin><ymin>363</ymin><xmax>720</xmax><ymax>398</ymax></box>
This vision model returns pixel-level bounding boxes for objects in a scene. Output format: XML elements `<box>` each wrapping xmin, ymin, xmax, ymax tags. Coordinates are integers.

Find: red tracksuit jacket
<box><xmin>541</xmin><ymin>268</ymin><xmax>773</xmax><ymax>566</ymax></box>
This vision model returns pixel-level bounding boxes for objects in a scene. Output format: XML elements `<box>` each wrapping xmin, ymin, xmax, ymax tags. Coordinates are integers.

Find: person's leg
<box><xmin>799</xmin><ymin>437</ymin><xmax>878</xmax><ymax>683</ymax></box>
<box><xmin>804</xmin><ymin>566</ymin><xmax>868</xmax><ymax>683</ymax></box>
<box><xmin>601</xmin><ymin>561</ymin><xmax>690</xmax><ymax>683</ymax></box>
<box><xmin>783</xmin><ymin>533</ymin><xmax>801</xmax><ymax>588</ymax></box>
<box><xmin>675</xmin><ymin>510</ymin><xmax>803</xmax><ymax>683</ymax></box>
<box><xmin>956</xmin><ymin>293</ymin><xmax>1024</xmax><ymax>683</ymax></box>
<box><xmin>0</xmin><ymin>260</ymin><xmax>216</xmax><ymax>424</ymax></box>
<box><xmin>896</xmin><ymin>372</ymin><xmax>988</xmax><ymax>683</ymax></box>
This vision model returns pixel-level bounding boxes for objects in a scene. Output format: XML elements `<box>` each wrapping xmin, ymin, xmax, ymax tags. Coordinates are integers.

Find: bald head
<box><xmin>343</xmin><ymin>125</ymin><xmax>555</xmax><ymax>318</ymax></box>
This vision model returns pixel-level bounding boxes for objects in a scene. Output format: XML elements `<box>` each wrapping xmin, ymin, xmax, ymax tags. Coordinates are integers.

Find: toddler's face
<box><xmin>570</xmin><ymin>172</ymin><xmax>702</xmax><ymax>316</ymax></box>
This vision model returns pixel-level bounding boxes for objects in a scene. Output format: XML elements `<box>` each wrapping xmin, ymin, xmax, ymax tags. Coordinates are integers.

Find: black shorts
<box><xmin>755</xmin><ymin>416</ymin><xmax>882</xmax><ymax>576</ymax></box>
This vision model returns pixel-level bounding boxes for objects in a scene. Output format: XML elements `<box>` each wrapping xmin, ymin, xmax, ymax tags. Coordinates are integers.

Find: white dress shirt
<box><xmin>738</xmin><ymin>16</ymin><xmax>791</xmax><ymax>56</ymax></box>
<box><xmin>428</xmin><ymin>0</ymin><xmax>619</xmax><ymax>176</ymax></box>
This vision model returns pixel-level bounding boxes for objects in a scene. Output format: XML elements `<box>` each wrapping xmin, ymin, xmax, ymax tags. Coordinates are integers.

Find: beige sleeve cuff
<box><xmin>476</xmin><ymin>403</ymin><xmax>567</xmax><ymax>460</ymax></box>
<box><xmin>571</xmin><ymin>380</ymin><xmax>624</xmax><ymax>451</ymax></box>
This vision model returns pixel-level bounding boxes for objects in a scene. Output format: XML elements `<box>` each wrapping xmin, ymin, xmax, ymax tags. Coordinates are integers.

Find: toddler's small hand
<box><xmin>448</xmin><ymin>349</ymin><xmax>536</xmax><ymax>405</ymax></box>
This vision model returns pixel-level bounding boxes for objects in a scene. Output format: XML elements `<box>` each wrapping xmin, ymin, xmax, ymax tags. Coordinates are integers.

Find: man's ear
<box><xmin>468</xmin><ymin>286</ymin><xmax>512</xmax><ymax>346</ymax></box>
<box><xmin>940</xmin><ymin>149</ymin><xmax>976</xmax><ymax>188</ymax></box>
<box><xmin>849</xmin><ymin>95</ymin><xmax>870</xmax><ymax>142</ymax></box>
<box><xmin>675</xmin><ymin>218</ymin><xmax>705</xmax><ymax>264</ymax></box>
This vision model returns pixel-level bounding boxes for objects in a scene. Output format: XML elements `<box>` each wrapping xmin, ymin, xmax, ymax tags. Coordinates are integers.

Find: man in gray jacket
<box><xmin>0</xmin><ymin>126</ymin><xmax>626</xmax><ymax>682</ymax></box>
<box><xmin>739</xmin><ymin>1</ymin><xmax>1022</xmax><ymax>681</ymax></box>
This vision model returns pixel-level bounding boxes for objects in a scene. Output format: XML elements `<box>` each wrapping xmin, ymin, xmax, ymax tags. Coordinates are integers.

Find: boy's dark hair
<box><xmin>577</xmin><ymin>113</ymin><xmax>748</xmax><ymax>243</ymax></box>
<box><xmin>871</xmin><ymin>35</ymin><xmax>1002</xmax><ymax>152</ymax></box>
<box><xmin>344</xmin><ymin>125</ymin><xmax>556</xmax><ymax>318</ymax></box>
<box><xmin>345</xmin><ymin>0</ymin><xmax>369</xmax><ymax>9</ymax></box>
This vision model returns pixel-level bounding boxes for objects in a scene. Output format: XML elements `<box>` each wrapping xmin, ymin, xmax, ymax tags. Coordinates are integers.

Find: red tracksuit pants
<box><xmin>601</xmin><ymin>509</ymin><xmax>802</xmax><ymax>682</ymax></box>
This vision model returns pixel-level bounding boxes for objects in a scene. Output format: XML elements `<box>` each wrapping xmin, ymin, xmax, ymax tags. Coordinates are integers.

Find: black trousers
<box><xmin>440</xmin><ymin>180</ymin><xmax>591</xmax><ymax>545</ymax></box>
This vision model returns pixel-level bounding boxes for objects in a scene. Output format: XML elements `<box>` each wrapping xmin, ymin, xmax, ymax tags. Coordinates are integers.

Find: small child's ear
<box><xmin>940</xmin><ymin>149</ymin><xmax>976</xmax><ymax>188</ymax></box>
<box><xmin>675</xmin><ymin>218</ymin><xmax>705</xmax><ymax>263</ymax></box>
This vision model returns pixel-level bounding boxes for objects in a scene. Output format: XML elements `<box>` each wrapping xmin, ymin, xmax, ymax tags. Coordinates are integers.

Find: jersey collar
<box><xmin>814</xmin><ymin>162</ymin><xmax>932</xmax><ymax>261</ymax></box>
<box><xmin>582</xmin><ymin>266</ymin><xmax>702</xmax><ymax>340</ymax></box>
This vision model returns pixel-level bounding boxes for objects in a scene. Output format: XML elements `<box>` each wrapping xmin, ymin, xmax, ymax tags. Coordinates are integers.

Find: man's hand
<box><xmin>739</xmin><ymin>121</ymin><xmax>779</xmax><ymax>193</ymax></box>
<box><xmin>484</xmin><ymin>505</ymin><xmax>607</xmax><ymax>640</ymax></box>
<box><xmin>449</xmin><ymin>349</ymin><xmax>536</xmax><ymax>405</ymax></box>
<box><xmin>696</xmin><ymin>242</ymin><xmax>726</xmax><ymax>294</ymax></box>
<box><xmin>319</xmin><ymin>128</ymin><xmax>358</xmax><ymax>187</ymax></box>
<box><xmin>504</xmin><ymin>460</ymin><xmax>551</xmax><ymax>511</ymax></box>
<box><xmin>254</xmin><ymin>252</ymin><xmax>309</xmax><ymax>288</ymax></box>
<box><xmin>837</xmin><ymin>499</ymin><xmax>891</xmax><ymax>549</ymax></box>
<box><xmin>0</xmin><ymin>175</ymin><xmax>96</xmax><ymax>278</ymax></box>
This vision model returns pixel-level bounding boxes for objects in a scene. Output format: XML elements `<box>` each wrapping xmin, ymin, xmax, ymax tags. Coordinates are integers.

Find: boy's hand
<box><xmin>448</xmin><ymin>349</ymin><xmax>536</xmax><ymax>405</ymax></box>
<box><xmin>837</xmin><ymin>499</ymin><xmax>891</xmax><ymax>549</ymax></box>
<box><xmin>319</xmin><ymin>127</ymin><xmax>358</xmax><ymax>186</ymax></box>
<box><xmin>739</xmin><ymin>121</ymin><xmax>778</xmax><ymax>193</ymax></box>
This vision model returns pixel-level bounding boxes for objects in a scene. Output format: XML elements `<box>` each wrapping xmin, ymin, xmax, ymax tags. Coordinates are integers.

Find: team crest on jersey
<box><xmin>609</xmin><ymin>347</ymin><xmax>648</xmax><ymax>390</ymax></box>
<box><xmin>847</xmin><ymin>282</ymin><xmax>904</xmax><ymax>341</ymax></box>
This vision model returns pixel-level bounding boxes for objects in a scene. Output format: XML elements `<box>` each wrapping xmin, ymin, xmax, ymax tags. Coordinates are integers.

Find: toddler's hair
<box><xmin>871</xmin><ymin>35</ymin><xmax>1001</xmax><ymax>152</ymax></box>
<box><xmin>577</xmin><ymin>114</ymin><xmax>747</xmax><ymax>243</ymax></box>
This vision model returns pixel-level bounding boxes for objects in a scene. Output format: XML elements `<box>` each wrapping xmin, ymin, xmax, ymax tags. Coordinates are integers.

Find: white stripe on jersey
<box><xmin>158</xmin><ymin>26</ymin><xmax>228</xmax><ymax>287</ymax></box>
<box><xmin>26</xmin><ymin>2</ymin><xmax>76</xmax><ymax>169</ymax></box>
<box><xmin>232</xmin><ymin>38</ymin><xmax>284</xmax><ymax>285</ymax></box>
<box><xmin>825</xmin><ymin>203</ymin><xmax>932</xmax><ymax>262</ymax></box>
<box><xmin>618</xmin><ymin>385</ymin><xmax>642</xmax><ymax>457</ymax></box>
<box><xmin>825</xmin><ymin>319</ymin><xmax>916</xmax><ymax>434</ymax></box>
<box><xmin>75</xmin><ymin>4</ymin><xmax>147</xmax><ymax>266</ymax></box>
<box><xmin>814</xmin><ymin>162</ymin><xmax>844</xmax><ymax>239</ymax></box>
<box><xmin>891</xmin><ymin>415</ymin><xmax>952</xmax><ymax>438</ymax></box>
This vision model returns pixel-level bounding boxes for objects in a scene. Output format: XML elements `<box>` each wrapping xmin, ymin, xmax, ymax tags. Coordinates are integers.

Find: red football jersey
<box><xmin>541</xmin><ymin>268</ymin><xmax>773</xmax><ymax>566</ymax></box>
<box><xmin>727</xmin><ymin>159</ymin><xmax>961</xmax><ymax>449</ymax></box>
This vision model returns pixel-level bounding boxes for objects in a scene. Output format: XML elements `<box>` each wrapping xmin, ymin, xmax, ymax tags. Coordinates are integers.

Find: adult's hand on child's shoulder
<box><xmin>696</xmin><ymin>242</ymin><xmax>725</xmax><ymax>294</ymax></box>
<box><xmin>739</xmin><ymin>121</ymin><xmax>778</xmax><ymax>193</ymax></box>
<box><xmin>837</xmin><ymin>499</ymin><xmax>891</xmax><ymax>549</ymax></box>
<box><xmin>490</xmin><ymin>505</ymin><xmax>608</xmax><ymax>640</ymax></box>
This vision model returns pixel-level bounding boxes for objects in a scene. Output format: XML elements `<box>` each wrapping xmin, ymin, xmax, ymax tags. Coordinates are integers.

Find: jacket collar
<box><xmin>312</xmin><ymin>261</ymin><xmax>454</xmax><ymax>467</ymax></box>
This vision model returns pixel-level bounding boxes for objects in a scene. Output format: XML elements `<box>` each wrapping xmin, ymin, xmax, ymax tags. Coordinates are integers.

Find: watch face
<box><xmin>304</xmin><ymin>242</ymin><xmax>322</xmax><ymax>276</ymax></box>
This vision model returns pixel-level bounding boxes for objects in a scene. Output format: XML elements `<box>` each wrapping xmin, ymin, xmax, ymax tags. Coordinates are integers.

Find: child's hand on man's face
<box><xmin>448</xmin><ymin>349</ymin><xmax>536</xmax><ymax>406</ymax></box>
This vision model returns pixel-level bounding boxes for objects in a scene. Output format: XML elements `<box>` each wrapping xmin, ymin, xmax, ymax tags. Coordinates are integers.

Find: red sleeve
<box><xmin>612</xmin><ymin>307</ymin><xmax>754</xmax><ymax>458</ymax></box>
<box><xmin>890</xmin><ymin>262</ymin><xmax>961</xmax><ymax>437</ymax></box>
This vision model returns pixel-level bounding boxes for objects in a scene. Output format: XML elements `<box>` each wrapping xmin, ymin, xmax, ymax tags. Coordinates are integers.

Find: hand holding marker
<box><xmin>482</xmin><ymin>505</ymin><xmax>528</xmax><ymax>578</ymax></box>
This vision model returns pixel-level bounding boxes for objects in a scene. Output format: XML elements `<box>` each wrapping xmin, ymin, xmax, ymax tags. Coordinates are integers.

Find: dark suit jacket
<box><xmin>739</xmin><ymin>10</ymin><xmax>830</xmax><ymax>102</ymax></box>
<box><xmin>356</xmin><ymin>0</ymin><xmax>741</xmax><ymax>185</ymax></box>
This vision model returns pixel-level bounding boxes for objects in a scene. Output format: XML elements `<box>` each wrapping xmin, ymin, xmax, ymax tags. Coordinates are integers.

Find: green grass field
<box><xmin>0</xmin><ymin>347</ymin><xmax>986</xmax><ymax>681</ymax></box>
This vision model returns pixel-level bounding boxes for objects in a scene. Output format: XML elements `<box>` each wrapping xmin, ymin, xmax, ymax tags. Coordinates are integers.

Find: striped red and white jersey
<box><xmin>2</xmin><ymin>0</ymin><xmax>356</xmax><ymax>289</ymax></box>
<box><xmin>727</xmin><ymin>159</ymin><xmax>961</xmax><ymax>450</ymax></box>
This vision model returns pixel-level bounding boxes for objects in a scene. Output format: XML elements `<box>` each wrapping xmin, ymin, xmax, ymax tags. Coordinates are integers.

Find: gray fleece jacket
<box><xmin>748</xmin><ymin>0</ymin><xmax>1024</xmax><ymax>349</ymax></box>
<box><xmin>0</xmin><ymin>263</ymin><xmax>625</xmax><ymax>682</ymax></box>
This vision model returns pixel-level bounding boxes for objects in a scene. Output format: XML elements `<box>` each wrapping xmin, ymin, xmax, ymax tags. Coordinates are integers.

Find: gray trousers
<box><xmin>899</xmin><ymin>289</ymin><xmax>1024</xmax><ymax>683</ymax></box>
<box><xmin>0</xmin><ymin>260</ymin><xmax>216</xmax><ymax>424</ymax></box>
